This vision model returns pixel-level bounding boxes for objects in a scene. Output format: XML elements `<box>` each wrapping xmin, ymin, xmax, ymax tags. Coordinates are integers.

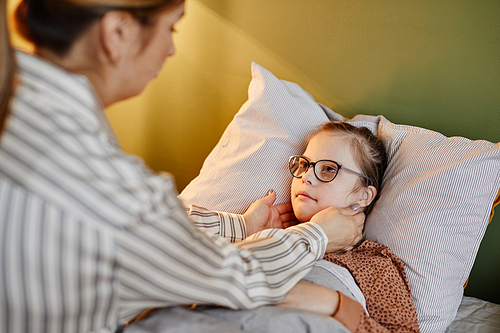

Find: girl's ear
<box><xmin>358</xmin><ymin>186</ymin><xmax>377</xmax><ymax>208</ymax></box>
<box><xmin>99</xmin><ymin>11</ymin><xmax>138</xmax><ymax>63</ymax></box>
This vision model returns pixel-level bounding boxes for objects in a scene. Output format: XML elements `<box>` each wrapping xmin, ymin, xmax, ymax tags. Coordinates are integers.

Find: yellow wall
<box><xmin>8</xmin><ymin>0</ymin><xmax>499</xmax><ymax>191</ymax></box>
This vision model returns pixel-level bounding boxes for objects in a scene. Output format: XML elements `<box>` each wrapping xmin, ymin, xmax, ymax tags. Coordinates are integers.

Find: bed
<box><xmin>125</xmin><ymin>63</ymin><xmax>500</xmax><ymax>333</ymax></box>
<box><xmin>126</xmin><ymin>297</ymin><xmax>500</xmax><ymax>333</ymax></box>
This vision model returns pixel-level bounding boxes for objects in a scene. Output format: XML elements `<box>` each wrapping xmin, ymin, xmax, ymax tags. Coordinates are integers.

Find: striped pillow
<box><xmin>179</xmin><ymin>62</ymin><xmax>344</xmax><ymax>213</ymax></box>
<box><xmin>179</xmin><ymin>63</ymin><xmax>500</xmax><ymax>333</ymax></box>
<box><xmin>348</xmin><ymin>115</ymin><xmax>500</xmax><ymax>333</ymax></box>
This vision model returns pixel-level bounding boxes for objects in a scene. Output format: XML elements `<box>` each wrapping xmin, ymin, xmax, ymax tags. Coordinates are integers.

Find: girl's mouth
<box><xmin>296</xmin><ymin>191</ymin><xmax>317</xmax><ymax>201</ymax></box>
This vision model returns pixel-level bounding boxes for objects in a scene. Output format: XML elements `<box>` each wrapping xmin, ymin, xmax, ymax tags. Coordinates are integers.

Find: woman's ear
<box><xmin>358</xmin><ymin>186</ymin><xmax>377</xmax><ymax>208</ymax></box>
<box><xmin>99</xmin><ymin>11</ymin><xmax>138</xmax><ymax>64</ymax></box>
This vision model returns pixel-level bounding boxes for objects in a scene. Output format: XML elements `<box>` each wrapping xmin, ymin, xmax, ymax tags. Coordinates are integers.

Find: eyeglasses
<box><xmin>288</xmin><ymin>155</ymin><xmax>373</xmax><ymax>185</ymax></box>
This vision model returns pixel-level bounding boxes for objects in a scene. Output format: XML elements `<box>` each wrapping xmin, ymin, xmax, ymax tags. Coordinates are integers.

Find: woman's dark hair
<box><xmin>310</xmin><ymin>121</ymin><xmax>388</xmax><ymax>216</ymax></box>
<box><xmin>0</xmin><ymin>0</ymin><xmax>183</xmax><ymax>136</ymax></box>
<box><xmin>14</xmin><ymin>0</ymin><xmax>184</xmax><ymax>56</ymax></box>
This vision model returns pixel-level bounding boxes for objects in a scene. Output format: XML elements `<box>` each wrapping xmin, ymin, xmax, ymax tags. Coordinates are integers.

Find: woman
<box><xmin>0</xmin><ymin>1</ymin><xmax>364</xmax><ymax>332</ymax></box>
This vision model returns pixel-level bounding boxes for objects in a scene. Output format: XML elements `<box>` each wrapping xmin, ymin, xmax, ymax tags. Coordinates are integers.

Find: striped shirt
<box><xmin>0</xmin><ymin>51</ymin><xmax>328</xmax><ymax>333</ymax></box>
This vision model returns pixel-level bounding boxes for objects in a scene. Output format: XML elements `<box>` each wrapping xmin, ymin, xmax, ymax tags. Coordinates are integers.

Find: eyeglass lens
<box><xmin>289</xmin><ymin>156</ymin><xmax>339</xmax><ymax>182</ymax></box>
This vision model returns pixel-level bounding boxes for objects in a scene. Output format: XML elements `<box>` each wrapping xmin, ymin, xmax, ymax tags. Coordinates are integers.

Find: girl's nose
<box><xmin>301</xmin><ymin>165</ymin><xmax>316</xmax><ymax>184</ymax></box>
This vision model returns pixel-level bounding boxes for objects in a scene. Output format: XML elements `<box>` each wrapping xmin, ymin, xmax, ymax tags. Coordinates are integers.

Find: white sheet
<box><xmin>446</xmin><ymin>296</ymin><xmax>500</xmax><ymax>333</ymax></box>
<box><xmin>313</xmin><ymin>260</ymin><xmax>368</xmax><ymax>313</ymax></box>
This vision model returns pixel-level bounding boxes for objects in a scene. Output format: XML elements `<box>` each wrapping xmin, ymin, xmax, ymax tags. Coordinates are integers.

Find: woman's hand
<box><xmin>276</xmin><ymin>280</ymin><xmax>339</xmax><ymax>316</ymax></box>
<box><xmin>310</xmin><ymin>207</ymin><xmax>365</xmax><ymax>253</ymax></box>
<box><xmin>243</xmin><ymin>190</ymin><xmax>299</xmax><ymax>235</ymax></box>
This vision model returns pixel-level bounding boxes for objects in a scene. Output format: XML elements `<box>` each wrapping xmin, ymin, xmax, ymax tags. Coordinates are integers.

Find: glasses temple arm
<box><xmin>341</xmin><ymin>166</ymin><xmax>374</xmax><ymax>186</ymax></box>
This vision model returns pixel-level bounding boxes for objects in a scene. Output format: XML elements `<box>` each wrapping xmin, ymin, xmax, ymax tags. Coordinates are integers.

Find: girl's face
<box><xmin>291</xmin><ymin>132</ymin><xmax>372</xmax><ymax>222</ymax></box>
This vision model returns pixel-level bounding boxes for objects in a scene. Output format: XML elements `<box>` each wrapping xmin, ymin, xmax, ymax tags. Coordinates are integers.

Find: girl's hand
<box><xmin>276</xmin><ymin>280</ymin><xmax>339</xmax><ymax>316</ymax></box>
<box><xmin>243</xmin><ymin>190</ymin><xmax>299</xmax><ymax>235</ymax></box>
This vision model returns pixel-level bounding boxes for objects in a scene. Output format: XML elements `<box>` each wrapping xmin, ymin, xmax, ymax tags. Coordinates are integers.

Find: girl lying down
<box><xmin>125</xmin><ymin>122</ymin><xmax>420</xmax><ymax>333</ymax></box>
<box><xmin>281</xmin><ymin>122</ymin><xmax>420</xmax><ymax>332</ymax></box>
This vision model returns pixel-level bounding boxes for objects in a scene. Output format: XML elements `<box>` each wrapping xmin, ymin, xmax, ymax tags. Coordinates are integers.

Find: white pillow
<box><xmin>346</xmin><ymin>115</ymin><xmax>500</xmax><ymax>333</ymax></box>
<box><xmin>179</xmin><ymin>63</ymin><xmax>500</xmax><ymax>333</ymax></box>
<box><xmin>179</xmin><ymin>62</ymin><xmax>344</xmax><ymax>213</ymax></box>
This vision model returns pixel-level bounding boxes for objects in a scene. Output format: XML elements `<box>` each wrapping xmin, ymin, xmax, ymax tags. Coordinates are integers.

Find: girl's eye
<box><xmin>322</xmin><ymin>164</ymin><xmax>338</xmax><ymax>173</ymax></box>
<box><xmin>298</xmin><ymin>161</ymin><xmax>309</xmax><ymax>170</ymax></box>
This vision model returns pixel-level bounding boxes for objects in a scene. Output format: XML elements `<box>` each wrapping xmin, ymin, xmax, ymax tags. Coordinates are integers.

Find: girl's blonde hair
<box><xmin>309</xmin><ymin>121</ymin><xmax>388</xmax><ymax>216</ymax></box>
<box><xmin>0</xmin><ymin>0</ymin><xmax>183</xmax><ymax>136</ymax></box>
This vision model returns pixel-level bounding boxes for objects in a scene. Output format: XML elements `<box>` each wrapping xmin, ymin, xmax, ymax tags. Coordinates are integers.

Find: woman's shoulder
<box><xmin>15</xmin><ymin>50</ymin><xmax>100</xmax><ymax>123</ymax></box>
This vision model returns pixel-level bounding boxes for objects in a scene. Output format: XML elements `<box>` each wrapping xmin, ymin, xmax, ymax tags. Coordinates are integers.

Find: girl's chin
<box><xmin>294</xmin><ymin>210</ymin><xmax>314</xmax><ymax>223</ymax></box>
<box><xmin>293</xmin><ymin>204</ymin><xmax>310</xmax><ymax>221</ymax></box>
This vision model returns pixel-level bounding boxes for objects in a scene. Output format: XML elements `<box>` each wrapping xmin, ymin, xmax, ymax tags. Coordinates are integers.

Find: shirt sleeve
<box><xmin>186</xmin><ymin>205</ymin><xmax>248</xmax><ymax>242</ymax></box>
<box><xmin>333</xmin><ymin>292</ymin><xmax>365</xmax><ymax>333</ymax></box>
<box><xmin>116</xmin><ymin>178</ymin><xmax>328</xmax><ymax>322</ymax></box>
<box><xmin>333</xmin><ymin>283</ymin><xmax>420</xmax><ymax>333</ymax></box>
<box><xmin>349</xmin><ymin>266</ymin><xmax>421</xmax><ymax>333</ymax></box>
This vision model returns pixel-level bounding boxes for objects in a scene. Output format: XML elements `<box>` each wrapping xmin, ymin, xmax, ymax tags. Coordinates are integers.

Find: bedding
<box><xmin>124</xmin><ymin>304</ymin><xmax>352</xmax><ymax>333</ymax></box>
<box><xmin>124</xmin><ymin>269</ymin><xmax>500</xmax><ymax>333</ymax></box>
<box><xmin>125</xmin><ymin>297</ymin><xmax>500</xmax><ymax>333</ymax></box>
<box><xmin>125</xmin><ymin>262</ymin><xmax>357</xmax><ymax>333</ymax></box>
<box><xmin>178</xmin><ymin>62</ymin><xmax>500</xmax><ymax>332</ymax></box>
<box><xmin>445</xmin><ymin>296</ymin><xmax>500</xmax><ymax>333</ymax></box>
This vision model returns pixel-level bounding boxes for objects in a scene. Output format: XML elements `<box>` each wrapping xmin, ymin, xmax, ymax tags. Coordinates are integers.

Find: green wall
<box><xmin>105</xmin><ymin>0</ymin><xmax>499</xmax><ymax>302</ymax></box>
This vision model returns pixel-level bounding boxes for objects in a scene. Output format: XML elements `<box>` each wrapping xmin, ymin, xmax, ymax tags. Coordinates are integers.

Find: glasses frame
<box><xmin>288</xmin><ymin>155</ymin><xmax>373</xmax><ymax>185</ymax></box>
